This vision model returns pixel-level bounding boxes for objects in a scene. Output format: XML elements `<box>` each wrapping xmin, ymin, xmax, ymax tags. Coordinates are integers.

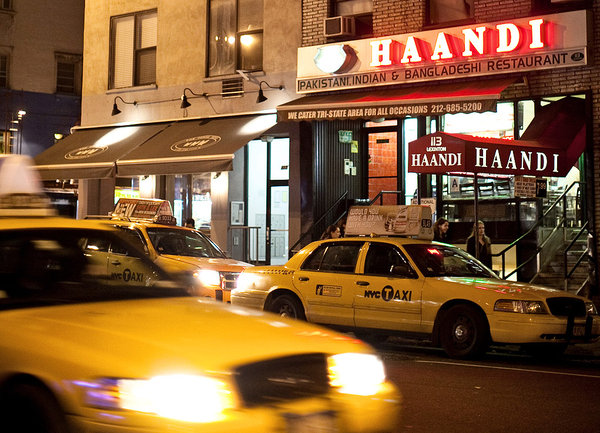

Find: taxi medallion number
<box><xmin>284</xmin><ymin>411</ymin><xmax>338</xmax><ymax>433</ymax></box>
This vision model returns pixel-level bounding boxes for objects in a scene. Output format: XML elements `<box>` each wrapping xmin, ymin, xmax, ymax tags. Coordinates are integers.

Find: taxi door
<box><xmin>353</xmin><ymin>241</ymin><xmax>425</xmax><ymax>333</ymax></box>
<box><xmin>106</xmin><ymin>238</ymin><xmax>155</xmax><ymax>285</ymax></box>
<box><xmin>292</xmin><ymin>241</ymin><xmax>364</xmax><ymax>327</ymax></box>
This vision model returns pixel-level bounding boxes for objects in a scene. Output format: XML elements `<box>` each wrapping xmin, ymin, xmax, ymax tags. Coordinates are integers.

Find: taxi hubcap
<box><xmin>454</xmin><ymin>324</ymin><xmax>468</xmax><ymax>341</ymax></box>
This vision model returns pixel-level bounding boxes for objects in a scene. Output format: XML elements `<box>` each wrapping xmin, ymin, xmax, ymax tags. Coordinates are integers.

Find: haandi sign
<box><xmin>408</xmin><ymin>132</ymin><xmax>575</xmax><ymax>177</ymax></box>
<box><xmin>297</xmin><ymin>10</ymin><xmax>588</xmax><ymax>93</ymax></box>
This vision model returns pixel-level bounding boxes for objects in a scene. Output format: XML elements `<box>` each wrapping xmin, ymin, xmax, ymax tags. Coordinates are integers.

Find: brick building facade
<box><xmin>293</xmin><ymin>0</ymin><xmax>598</xmax><ymax>292</ymax></box>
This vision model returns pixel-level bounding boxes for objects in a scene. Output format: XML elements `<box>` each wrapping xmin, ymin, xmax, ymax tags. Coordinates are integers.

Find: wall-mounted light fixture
<box><xmin>256</xmin><ymin>80</ymin><xmax>284</xmax><ymax>103</ymax></box>
<box><xmin>111</xmin><ymin>96</ymin><xmax>137</xmax><ymax>116</ymax></box>
<box><xmin>180</xmin><ymin>88</ymin><xmax>208</xmax><ymax>109</ymax></box>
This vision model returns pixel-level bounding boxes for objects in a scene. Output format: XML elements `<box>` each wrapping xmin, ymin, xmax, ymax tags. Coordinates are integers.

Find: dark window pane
<box><xmin>320</xmin><ymin>243</ymin><xmax>361</xmax><ymax>273</ymax></box>
<box><xmin>364</xmin><ymin>243</ymin><xmax>414</xmax><ymax>277</ymax></box>
<box><xmin>302</xmin><ymin>245</ymin><xmax>327</xmax><ymax>271</ymax></box>
<box><xmin>209</xmin><ymin>0</ymin><xmax>236</xmax><ymax>76</ymax></box>
<box><xmin>136</xmin><ymin>48</ymin><xmax>156</xmax><ymax>85</ymax></box>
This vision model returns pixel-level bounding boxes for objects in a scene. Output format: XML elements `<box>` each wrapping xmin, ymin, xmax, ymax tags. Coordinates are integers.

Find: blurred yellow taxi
<box><xmin>0</xmin><ymin>155</ymin><xmax>401</xmax><ymax>432</ymax></box>
<box><xmin>232</xmin><ymin>204</ymin><xmax>599</xmax><ymax>359</ymax></box>
<box><xmin>89</xmin><ymin>198</ymin><xmax>251</xmax><ymax>302</ymax></box>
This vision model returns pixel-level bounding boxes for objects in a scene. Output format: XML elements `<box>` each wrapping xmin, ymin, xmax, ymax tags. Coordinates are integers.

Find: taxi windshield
<box><xmin>403</xmin><ymin>244</ymin><xmax>497</xmax><ymax>278</ymax></box>
<box><xmin>147</xmin><ymin>227</ymin><xmax>226</xmax><ymax>258</ymax></box>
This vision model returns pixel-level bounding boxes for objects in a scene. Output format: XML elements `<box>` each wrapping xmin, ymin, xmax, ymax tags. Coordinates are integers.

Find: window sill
<box><xmin>107</xmin><ymin>84</ymin><xmax>157</xmax><ymax>94</ymax></box>
<box><xmin>203</xmin><ymin>71</ymin><xmax>264</xmax><ymax>83</ymax></box>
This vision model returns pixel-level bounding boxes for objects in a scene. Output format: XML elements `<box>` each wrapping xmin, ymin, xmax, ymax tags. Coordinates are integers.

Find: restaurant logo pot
<box><xmin>65</xmin><ymin>146</ymin><xmax>108</xmax><ymax>159</ymax></box>
<box><xmin>171</xmin><ymin>135</ymin><xmax>221</xmax><ymax>152</ymax></box>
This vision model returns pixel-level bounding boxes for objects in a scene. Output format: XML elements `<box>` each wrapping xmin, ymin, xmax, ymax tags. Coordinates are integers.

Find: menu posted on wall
<box><xmin>345</xmin><ymin>205</ymin><xmax>433</xmax><ymax>239</ymax></box>
<box><xmin>514</xmin><ymin>176</ymin><xmax>537</xmax><ymax>198</ymax></box>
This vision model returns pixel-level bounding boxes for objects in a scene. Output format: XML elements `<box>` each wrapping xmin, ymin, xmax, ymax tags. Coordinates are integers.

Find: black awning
<box><xmin>115</xmin><ymin>114</ymin><xmax>277</xmax><ymax>176</ymax></box>
<box><xmin>34</xmin><ymin>123</ymin><xmax>169</xmax><ymax>180</ymax></box>
<box><xmin>277</xmin><ymin>78</ymin><xmax>516</xmax><ymax>121</ymax></box>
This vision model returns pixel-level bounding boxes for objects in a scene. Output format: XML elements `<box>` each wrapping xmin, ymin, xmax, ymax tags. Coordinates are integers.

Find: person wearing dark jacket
<box><xmin>466</xmin><ymin>220</ymin><xmax>492</xmax><ymax>268</ymax></box>
<box><xmin>433</xmin><ymin>217</ymin><xmax>450</xmax><ymax>242</ymax></box>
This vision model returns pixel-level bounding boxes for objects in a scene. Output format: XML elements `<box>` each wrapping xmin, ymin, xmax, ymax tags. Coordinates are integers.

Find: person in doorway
<box><xmin>184</xmin><ymin>218</ymin><xmax>195</xmax><ymax>229</ymax></box>
<box><xmin>320</xmin><ymin>224</ymin><xmax>341</xmax><ymax>240</ymax></box>
<box><xmin>337</xmin><ymin>218</ymin><xmax>347</xmax><ymax>237</ymax></box>
<box><xmin>466</xmin><ymin>220</ymin><xmax>492</xmax><ymax>269</ymax></box>
<box><xmin>433</xmin><ymin>217</ymin><xmax>450</xmax><ymax>242</ymax></box>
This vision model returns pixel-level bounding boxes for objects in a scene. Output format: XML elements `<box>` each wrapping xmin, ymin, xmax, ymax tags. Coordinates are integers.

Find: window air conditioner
<box><xmin>324</xmin><ymin>16</ymin><xmax>355</xmax><ymax>37</ymax></box>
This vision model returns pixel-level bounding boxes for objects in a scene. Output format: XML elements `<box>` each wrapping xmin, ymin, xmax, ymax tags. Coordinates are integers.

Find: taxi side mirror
<box><xmin>391</xmin><ymin>264</ymin><xmax>417</xmax><ymax>278</ymax></box>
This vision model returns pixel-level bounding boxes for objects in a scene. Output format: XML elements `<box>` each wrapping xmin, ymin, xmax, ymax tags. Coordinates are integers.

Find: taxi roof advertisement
<box><xmin>296</xmin><ymin>10</ymin><xmax>588</xmax><ymax>93</ymax></box>
<box><xmin>345</xmin><ymin>205</ymin><xmax>433</xmax><ymax>239</ymax></box>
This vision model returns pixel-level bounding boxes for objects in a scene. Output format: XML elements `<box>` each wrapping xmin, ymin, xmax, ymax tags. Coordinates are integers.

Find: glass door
<box><xmin>247</xmin><ymin>138</ymin><xmax>289</xmax><ymax>265</ymax></box>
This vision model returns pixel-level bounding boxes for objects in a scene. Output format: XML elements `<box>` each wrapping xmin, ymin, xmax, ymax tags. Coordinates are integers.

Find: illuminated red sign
<box><xmin>296</xmin><ymin>10</ymin><xmax>588</xmax><ymax>93</ymax></box>
<box><xmin>369</xmin><ymin>19</ymin><xmax>545</xmax><ymax>67</ymax></box>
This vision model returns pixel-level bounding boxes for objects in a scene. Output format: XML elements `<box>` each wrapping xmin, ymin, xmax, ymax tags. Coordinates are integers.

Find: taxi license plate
<box><xmin>284</xmin><ymin>411</ymin><xmax>338</xmax><ymax>433</ymax></box>
<box><xmin>573</xmin><ymin>325</ymin><xmax>585</xmax><ymax>337</ymax></box>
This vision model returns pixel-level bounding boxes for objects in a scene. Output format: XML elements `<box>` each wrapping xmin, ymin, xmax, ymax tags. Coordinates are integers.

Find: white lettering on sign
<box><xmin>375</xmin><ymin>19</ymin><xmax>545</xmax><ymax>65</ymax></box>
<box><xmin>474</xmin><ymin>147</ymin><xmax>559</xmax><ymax>173</ymax></box>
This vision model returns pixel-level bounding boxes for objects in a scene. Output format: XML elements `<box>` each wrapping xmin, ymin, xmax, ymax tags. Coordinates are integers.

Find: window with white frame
<box><xmin>208</xmin><ymin>0</ymin><xmax>263</xmax><ymax>77</ymax></box>
<box><xmin>427</xmin><ymin>0</ymin><xmax>474</xmax><ymax>25</ymax></box>
<box><xmin>0</xmin><ymin>54</ymin><xmax>7</xmax><ymax>88</ymax></box>
<box><xmin>110</xmin><ymin>10</ymin><xmax>157</xmax><ymax>89</ymax></box>
<box><xmin>56</xmin><ymin>53</ymin><xmax>81</xmax><ymax>95</ymax></box>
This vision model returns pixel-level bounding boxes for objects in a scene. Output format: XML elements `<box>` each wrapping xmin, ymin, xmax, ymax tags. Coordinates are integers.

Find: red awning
<box><xmin>408</xmin><ymin>97</ymin><xmax>586</xmax><ymax>177</ymax></box>
<box><xmin>277</xmin><ymin>78</ymin><xmax>516</xmax><ymax>121</ymax></box>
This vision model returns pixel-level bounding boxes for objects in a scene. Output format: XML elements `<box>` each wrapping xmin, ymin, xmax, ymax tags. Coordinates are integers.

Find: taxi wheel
<box><xmin>439</xmin><ymin>305</ymin><xmax>489</xmax><ymax>359</ymax></box>
<box><xmin>269</xmin><ymin>294</ymin><xmax>306</xmax><ymax>320</ymax></box>
<box><xmin>0</xmin><ymin>381</ymin><xmax>70</xmax><ymax>433</ymax></box>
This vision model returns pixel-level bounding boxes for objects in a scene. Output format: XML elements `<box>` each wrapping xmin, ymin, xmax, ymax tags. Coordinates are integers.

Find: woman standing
<box><xmin>466</xmin><ymin>220</ymin><xmax>492</xmax><ymax>268</ymax></box>
<box><xmin>320</xmin><ymin>224</ymin><xmax>341</xmax><ymax>240</ymax></box>
<box><xmin>433</xmin><ymin>217</ymin><xmax>450</xmax><ymax>242</ymax></box>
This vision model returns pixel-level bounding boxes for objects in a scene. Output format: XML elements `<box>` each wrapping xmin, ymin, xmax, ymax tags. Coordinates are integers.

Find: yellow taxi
<box><xmin>232</xmin><ymin>204</ymin><xmax>599</xmax><ymax>359</ymax></box>
<box><xmin>0</xmin><ymin>154</ymin><xmax>401</xmax><ymax>432</ymax></box>
<box><xmin>89</xmin><ymin>198</ymin><xmax>251</xmax><ymax>302</ymax></box>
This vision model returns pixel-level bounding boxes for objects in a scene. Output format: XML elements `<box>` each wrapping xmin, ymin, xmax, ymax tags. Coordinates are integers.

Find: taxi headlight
<box><xmin>328</xmin><ymin>353</ymin><xmax>386</xmax><ymax>396</ymax></box>
<box><xmin>79</xmin><ymin>374</ymin><xmax>234</xmax><ymax>423</ymax></box>
<box><xmin>494</xmin><ymin>299</ymin><xmax>548</xmax><ymax>314</ymax></box>
<box><xmin>585</xmin><ymin>301</ymin><xmax>598</xmax><ymax>315</ymax></box>
<box><xmin>194</xmin><ymin>269</ymin><xmax>221</xmax><ymax>287</ymax></box>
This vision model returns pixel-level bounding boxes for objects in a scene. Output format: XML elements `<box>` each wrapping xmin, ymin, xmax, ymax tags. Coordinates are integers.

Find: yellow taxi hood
<box><xmin>0</xmin><ymin>298</ymin><xmax>368</xmax><ymax>376</ymax></box>
<box><xmin>440</xmin><ymin>277</ymin><xmax>577</xmax><ymax>299</ymax></box>
<box><xmin>157</xmin><ymin>255</ymin><xmax>251</xmax><ymax>272</ymax></box>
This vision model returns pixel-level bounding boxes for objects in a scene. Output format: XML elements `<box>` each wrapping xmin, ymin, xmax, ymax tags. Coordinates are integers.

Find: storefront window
<box><xmin>192</xmin><ymin>174</ymin><xmax>212</xmax><ymax>231</ymax></box>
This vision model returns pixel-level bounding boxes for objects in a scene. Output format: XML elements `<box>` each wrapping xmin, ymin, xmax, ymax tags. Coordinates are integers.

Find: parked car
<box><xmin>89</xmin><ymin>198</ymin><xmax>250</xmax><ymax>302</ymax></box>
<box><xmin>231</xmin><ymin>206</ymin><xmax>599</xmax><ymax>359</ymax></box>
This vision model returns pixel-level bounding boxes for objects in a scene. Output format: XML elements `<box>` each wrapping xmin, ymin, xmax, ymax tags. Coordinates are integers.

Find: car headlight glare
<box><xmin>79</xmin><ymin>374</ymin><xmax>234</xmax><ymax>423</ymax></box>
<box><xmin>494</xmin><ymin>299</ymin><xmax>547</xmax><ymax>314</ymax></box>
<box><xmin>194</xmin><ymin>269</ymin><xmax>221</xmax><ymax>287</ymax></box>
<box><xmin>585</xmin><ymin>301</ymin><xmax>598</xmax><ymax>316</ymax></box>
<box><xmin>328</xmin><ymin>353</ymin><xmax>386</xmax><ymax>396</ymax></box>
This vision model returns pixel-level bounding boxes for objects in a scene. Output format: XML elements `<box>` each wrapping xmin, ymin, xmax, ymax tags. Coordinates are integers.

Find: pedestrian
<box><xmin>466</xmin><ymin>220</ymin><xmax>492</xmax><ymax>268</ymax></box>
<box><xmin>184</xmin><ymin>217</ymin><xmax>195</xmax><ymax>229</ymax></box>
<box><xmin>320</xmin><ymin>224</ymin><xmax>341</xmax><ymax>240</ymax></box>
<box><xmin>433</xmin><ymin>217</ymin><xmax>450</xmax><ymax>242</ymax></box>
<box><xmin>337</xmin><ymin>218</ymin><xmax>347</xmax><ymax>237</ymax></box>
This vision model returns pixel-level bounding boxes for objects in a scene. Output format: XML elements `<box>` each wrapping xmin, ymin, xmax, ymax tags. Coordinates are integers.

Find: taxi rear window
<box><xmin>301</xmin><ymin>242</ymin><xmax>362</xmax><ymax>273</ymax></box>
